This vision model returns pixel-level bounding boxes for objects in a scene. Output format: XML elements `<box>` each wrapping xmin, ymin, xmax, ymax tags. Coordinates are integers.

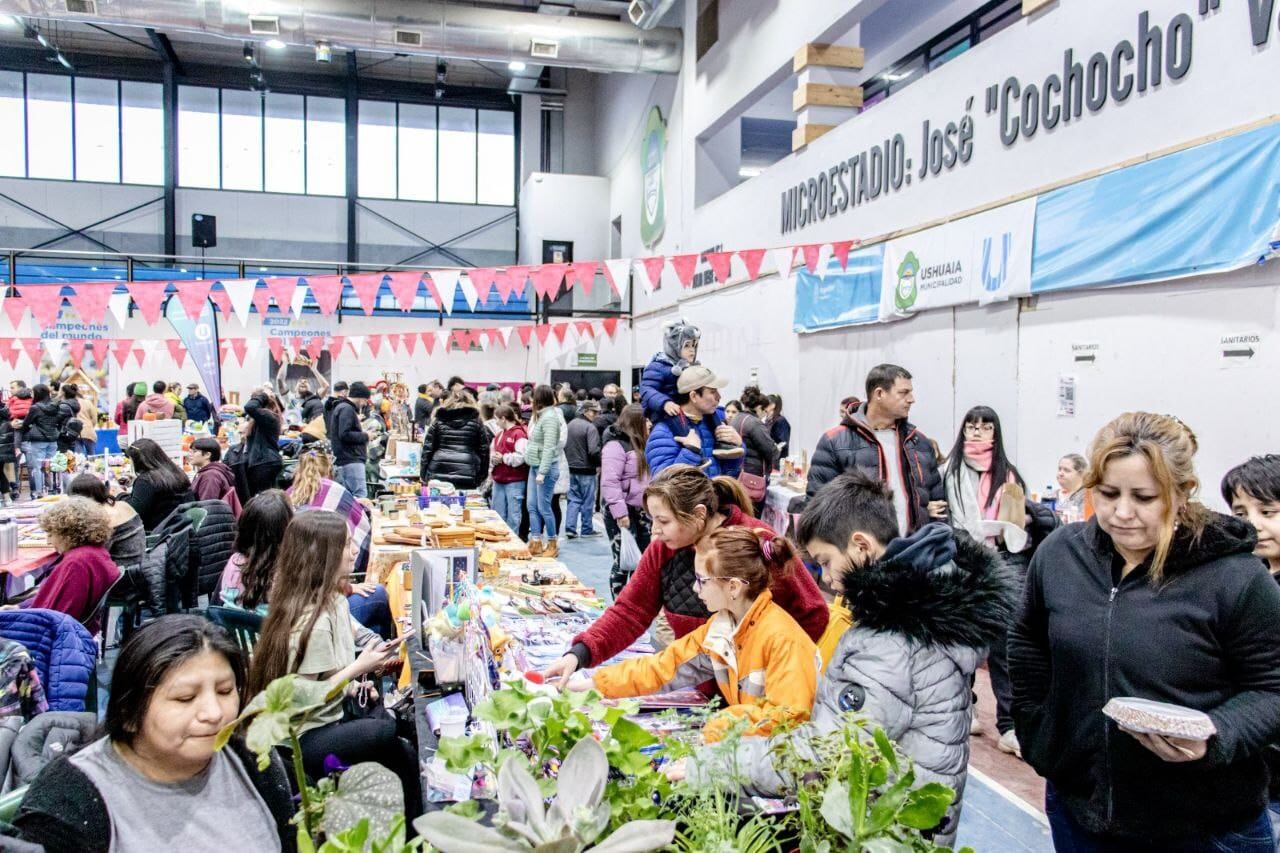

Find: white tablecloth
<box><xmin>762</xmin><ymin>483</ymin><xmax>804</xmax><ymax>537</ymax></box>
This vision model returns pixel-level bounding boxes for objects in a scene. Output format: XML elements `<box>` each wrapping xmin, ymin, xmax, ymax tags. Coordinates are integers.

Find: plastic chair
<box><xmin>203</xmin><ymin>606</ymin><xmax>263</xmax><ymax>659</ymax></box>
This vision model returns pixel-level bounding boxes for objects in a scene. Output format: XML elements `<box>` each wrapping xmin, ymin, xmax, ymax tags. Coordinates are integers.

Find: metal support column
<box><xmin>160</xmin><ymin>61</ymin><xmax>178</xmax><ymax>258</ymax></box>
<box><xmin>344</xmin><ymin>53</ymin><xmax>359</xmax><ymax>265</ymax></box>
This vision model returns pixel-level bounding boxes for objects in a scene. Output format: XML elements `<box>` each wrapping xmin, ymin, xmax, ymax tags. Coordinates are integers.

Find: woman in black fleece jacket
<box><xmin>1009</xmin><ymin>413</ymin><xmax>1280</xmax><ymax>851</ymax></box>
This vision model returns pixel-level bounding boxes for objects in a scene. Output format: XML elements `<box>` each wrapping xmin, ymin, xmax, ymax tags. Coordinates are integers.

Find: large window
<box><xmin>220</xmin><ymin>88</ymin><xmax>264</xmax><ymax>191</ymax></box>
<box><xmin>264</xmin><ymin>93</ymin><xmax>304</xmax><ymax>194</ymax></box>
<box><xmin>74</xmin><ymin>77</ymin><xmax>120</xmax><ymax>183</ymax></box>
<box><xmin>305</xmin><ymin>96</ymin><xmax>345</xmax><ymax>196</ymax></box>
<box><xmin>120</xmin><ymin>81</ymin><xmax>163</xmax><ymax>185</ymax></box>
<box><xmin>357</xmin><ymin>101</ymin><xmax>513</xmax><ymax>205</ymax></box>
<box><xmin>177</xmin><ymin>85</ymin><xmax>219</xmax><ymax>188</ymax></box>
<box><xmin>0</xmin><ymin>72</ymin><xmax>25</xmax><ymax>178</ymax></box>
<box><xmin>25</xmin><ymin>74</ymin><xmax>73</xmax><ymax>180</ymax></box>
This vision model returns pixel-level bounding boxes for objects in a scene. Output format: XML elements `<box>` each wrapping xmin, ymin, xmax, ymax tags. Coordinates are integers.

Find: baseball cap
<box><xmin>348</xmin><ymin>381</ymin><xmax>372</xmax><ymax>399</ymax></box>
<box><xmin>676</xmin><ymin>365</ymin><xmax>729</xmax><ymax>394</ymax></box>
<box><xmin>186</xmin><ymin>383</ymin><xmax>199</xmax><ymax>390</ymax></box>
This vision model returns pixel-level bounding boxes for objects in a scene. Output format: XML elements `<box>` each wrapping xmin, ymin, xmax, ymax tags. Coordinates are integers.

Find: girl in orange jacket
<box><xmin>572</xmin><ymin>527</ymin><xmax>820</xmax><ymax>742</ymax></box>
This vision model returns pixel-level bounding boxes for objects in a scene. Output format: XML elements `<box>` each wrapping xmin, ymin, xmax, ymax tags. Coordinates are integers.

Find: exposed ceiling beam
<box><xmin>145</xmin><ymin>28</ymin><xmax>183</xmax><ymax>75</ymax></box>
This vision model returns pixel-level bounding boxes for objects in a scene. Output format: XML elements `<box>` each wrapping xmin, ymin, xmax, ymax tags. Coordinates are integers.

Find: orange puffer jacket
<box><xmin>593</xmin><ymin>590</ymin><xmax>819</xmax><ymax>742</ymax></box>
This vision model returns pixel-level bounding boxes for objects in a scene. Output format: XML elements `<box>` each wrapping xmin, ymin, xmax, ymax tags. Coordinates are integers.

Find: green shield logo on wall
<box><xmin>641</xmin><ymin>106</ymin><xmax>666</xmax><ymax>249</ymax></box>
<box><xmin>895</xmin><ymin>251</ymin><xmax>921</xmax><ymax>311</ymax></box>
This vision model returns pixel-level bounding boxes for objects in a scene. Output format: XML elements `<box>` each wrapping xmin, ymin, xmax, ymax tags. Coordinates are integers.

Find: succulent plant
<box><xmin>414</xmin><ymin>736</ymin><xmax>675</xmax><ymax>853</ymax></box>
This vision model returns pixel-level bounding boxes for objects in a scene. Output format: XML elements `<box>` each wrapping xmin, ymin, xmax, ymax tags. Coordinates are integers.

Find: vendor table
<box><xmin>0</xmin><ymin>548</ymin><xmax>57</xmax><ymax>603</ymax></box>
<box><xmin>762</xmin><ymin>482</ymin><xmax>805</xmax><ymax>538</ymax></box>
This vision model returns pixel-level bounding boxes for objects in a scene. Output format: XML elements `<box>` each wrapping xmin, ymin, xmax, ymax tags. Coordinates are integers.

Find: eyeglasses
<box><xmin>963</xmin><ymin>422</ymin><xmax>995</xmax><ymax>437</ymax></box>
<box><xmin>692</xmin><ymin>574</ymin><xmax>723</xmax><ymax>590</ymax></box>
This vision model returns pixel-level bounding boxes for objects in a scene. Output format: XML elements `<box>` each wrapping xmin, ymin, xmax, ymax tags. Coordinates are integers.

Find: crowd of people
<box><xmin>0</xmin><ymin>314</ymin><xmax>1277</xmax><ymax>852</ymax></box>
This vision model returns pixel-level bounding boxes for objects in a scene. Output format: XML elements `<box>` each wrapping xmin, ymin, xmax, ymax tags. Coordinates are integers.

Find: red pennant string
<box><xmin>738</xmin><ymin>249</ymin><xmax>767</xmax><ymax>281</ymax></box>
<box><xmin>174</xmin><ymin>279</ymin><xmax>212</xmax><ymax>320</ymax></box>
<box><xmin>0</xmin><ymin>339</ymin><xmax>16</xmax><ymax>368</ymax></box>
<box><xmin>602</xmin><ymin>318</ymin><xmax>619</xmax><ymax>339</ymax></box>
<box><xmin>530</xmin><ymin>264</ymin><xmax>567</xmax><ymax>302</ymax></box>
<box><xmin>130</xmin><ymin>347</ymin><xmax>144</xmax><ymax>367</ymax></box>
<box><xmin>534</xmin><ymin>324</ymin><xmax>552</xmax><ymax>345</ymax></box>
<box><xmin>348</xmin><ymin>273</ymin><xmax>381</xmax><ymax>315</ymax></box>
<box><xmin>327</xmin><ymin>336</ymin><xmax>344</xmax><ymax>361</ymax></box>
<box><xmin>68</xmin><ymin>283</ymin><xmax>116</xmax><ymax>325</ymax></box>
<box><xmin>267</xmin><ymin>337</ymin><xmax>285</xmax><ymax>363</ymax></box>
<box><xmin>127</xmin><ymin>281</ymin><xmax>171</xmax><ymax>325</ymax></box>
<box><xmin>800</xmin><ymin>243</ymin><xmax>823</xmax><ymax>275</ymax></box>
<box><xmin>307</xmin><ymin>275</ymin><xmax>345</xmax><ymax>316</ymax></box>
<box><xmin>669</xmin><ymin>254</ymin><xmax>699</xmax><ymax>288</ymax></box>
<box><xmin>565</xmin><ymin>261</ymin><xmax>598</xmax><ymax>297</ymax></box>
<box><xmin>574</xmin><ymin>321</ymin><xmax>595</xmax><ymax>339</ymax></box>
<box><xmin>306</xmin><ymin>337</ymin><xmax>325</xmax><ymax>360</ymax></box>
<box><xmin>265</xmin><ymin>277</ymin><xmax>298</xmax><ymax>314</ymax></box>
<box><xmin>367</xmin><ymin>335</ymin><xmax>382</xmax><ymax>359</ymax></box>
<box><xmin>209</xmin><ymin>287</ymin><xmax>232</xmax><ymax>319</ymax></box>
<box><xmin>109</xmin><ymin>339</ymin><xmax>132</xmax><ymax>367</ymax></box>
<box><xmin>251</xmin><ymin>286</ymin><xmax>274</xmax><ymax>318</ymax></box>
<box><xmin>231</xmin><ymin>338</ymin><xmax>248</xmax><ymax>366</ymax></box>
<box><xmin>516</xmin><ymin>326</ymin><xmax>534</xmax><ymax>347</ymax></box>
<box><xmin>551</xmin><ymin>323</ymin><xmax>570</xmax><ymax>343</ymax></box>
<box><xmin>704</xmin><ymin>252</ymin><xmax>733</xmax><ymax>284</ymax></box>
<box><xmin>385</xmin><ymin>272</ymin><xmax>421</xmax><ymax>311</ymax></box>
<box><xmin>166</xmin><ymin>338</ymin><xmax>187</xmax><ymax>368</ymax></box>
<box><xmin>67</xmin><ymin>339</ymin><xmax>87</xmax><ymax>367</ymax></box>
<box><xmin>1</xmin><ymin>297</ymin><xmax>26</xmax><ymax>328</ymax></box>
<box><xmin>401</xmin><ymin>333</ymin><xmax>417</xmax><ymax>356</ymax></box>
<box><xmin>467</xmin><ymin>268</ymin><xmax>497</xmax><ymax>302</ymax></box>
<box><xmin>640</xmin><ymin>256</ymin><xmax>666</xmax><ymax>291</ymax></box>
<box><xmin>504</xmin><ymin>266</ymin><xmax>530</xmax><ymax>302</ymax></box>
<box><xmin>417</xmin><ymin>332</ymin><xmax>434</xmax><ymax>356</ymax></box>
<box><xmin>21</xmin><ymin>285</ymin><xmax>66</xmax><ymax>328</ymax></box>
<box><xmin>449</xmin><ymin>329</ymin><xmax>469</xmax><ymax>350</ymax></box>
<box><xmin>831</xmin><ymin>240</ymin><xmax>857</xmax><ymax>270</ymax></box>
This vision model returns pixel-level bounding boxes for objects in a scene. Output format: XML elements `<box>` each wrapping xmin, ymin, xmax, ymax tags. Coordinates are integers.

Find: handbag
<box><xmin>731</xmin><ymin>414</ymin><xmax>768</xmax><ymax>502</ymax></box>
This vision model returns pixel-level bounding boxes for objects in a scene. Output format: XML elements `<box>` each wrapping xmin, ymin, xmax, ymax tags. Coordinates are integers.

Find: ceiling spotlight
<box><xmin>243</xmin><ymin>41</ymin><xmax>255</xmax><ymax>63</ymax></box>
<box><xmin>436</xmin><ymin>60</ymin><xmax>447</xmax><ymax>83</ymax></box>
<box><xmin>264</xmin><ymin>38</ymin><xmax>285</xmax><ymax>50</ymax></box>
<box><xmin>434</xmin><ymin>85</ymin><xmax>445</xmax><ymax>100</ymax></box>
<box><xmin>507</xmin><ymin>60</ymin><xmax>526</xmax><ymax>72</ymax></box>
<box><xmin>314</xmin><ymin>39</ymin><xmax>331</xmax><ymax>63</ymax></box>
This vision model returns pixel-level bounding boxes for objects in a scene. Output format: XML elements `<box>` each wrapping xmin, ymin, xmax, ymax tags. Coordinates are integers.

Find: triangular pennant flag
<box><xmin>267</xmin><ymin>337</ymin><xmax>285</xmax><ymax>363</ymax></box>
<box><xmin>704</xmin><ymin>252</ymin><xmax>733</xmax><ymax>284</ymax></box>
<box><xmin>551</xmin><ymin>322</ymin><xmax>570</xmax><ymax>344</ymax></box>
<box><xmin>265</xmin><ymin>277</ymin><xmax>298</xmax><ymax>314</ymax></box>
<box><xmin>209</xmin><ymin>286</ymin><xmax>232</xmax><ymax>320</ymax></box>
<box><xmin>306</xmin><ymin>337</ymin><xmax>325</xmax><ymax>361</ymax></box>
<box><xmin>530</xmin><ymin>264</ymin><xmax>568</xmax><ymax>302</ymax></box>
<box><xmin>771</xmin><ymin>247</ymin><xmax>798</xmax><ymax>282</ymax></box>
<box><xmin>0</xmin><ymin>340</ymin><xmax>15</xmax><ymax>369</ymax></box>
<box><xmin>430</xmin><ymin>270</ymin><xmax>461</xmax><ymax>315</ymax></box>
<box><xmin>126</xmin><ymin>281</ymin><xmax>169</xmax><ymax>325</ymax></box>
<box><xmin>2</xmin><ymin>296</ymin><xmax>26</xmax><ymax>328</ymax></box>
<box><xmin>166</xmin><ymin>338</ymin><xmax>188</xmax><ymax>368</ymax></box>
<box><xmin>217</xmin><ymin>340</ymin><xmax>229</xmax><ymax>365</ymax></box>
<box><xmin>307</xmin><ymin>275</ymin><xmax>344</xmax><ymax>316</ymax></box>
<box><xmin>386</xmin><ymin>333</ymin><xmax>400</xmax><ymax>355</ymax></box>
<box><xmin>497</xmin><ymin>326</ymin><xmax>514</xmax><ymax>347</ymax></box>
<box><xmin>449</xmin><ymin>329</ymin><xmax>468</xmax><ymax>351</ymax></box>
<box><xmin>534</xmin><ymin>324</ymin><xmax>553</xmax><ymax>345</ymax></box>
<box><xmin>346</xmin><ymin>335</ymin><xmax>364</xmax><ymax>358</ymax></box>
<box><xmin>574</xmin><ymin>321</ymin><xmax>595</xmax><ymax>339</ymax></box>
<box><xmin>67</xmin><ymin>339</ymin><xmax>87</xmax><ymax>367</ymax></box>
<box><xmin>290</xmin><ymin>285</ymin><xmax>308</xmax><ymax>318</ymax></box>
<box><xmin>831</xmin><ymin>239</ymin><xmax>858</xmax><ymax>270</ymax></box>
<box><xmin>19</xmin><ymin>338</ymin><xmax>42</xmax><ymax>366</ymax></box>
<box><xmin>251</xmin><ymin>286</ymin><xmax>274</xmax><ymax>317</ymax></box>
<box><xmin>108</xmin><ymin>338</ymin><xmax>132</xmax><ymax>367</ymax></box>
<box><xmin>420</xmin><ymin>332</ymin><xmax>436</xmax><ymax>356</ymax></box>
<box><xmin>602</xmin><ymin>318</ymin><xmax>619</xmax><ymax>340</ymax></box>
<box><xmin>669</xmin><ymin>254</ymin><xmax>700</xmax><ymax>289</ymax></box>
<box><xmin>385</xmin><ymin>271</ymin><xmax>421</xmax><ymax>311</ymax></box>
<box><xmin>327</xmin><ymin>336</ymin><xmax>345</xmax><ymax>361</ymax></box>
<box><xmin>348</xmin><ymin>273</ymin><xmax>381</xmax><ymax>315</ymax></box>
<box><xmin>474</xmin><ymin>329</ymin><xmax>491</xmax><ymax>352</ymax></box>
<box><xmin>435</xmin><ymin>330</ymin><xmax>451</xmax><ymax>353</ymax></box>
<box><xmin>800</xmin><ymin>243</ymin><xmax>824</xmax><ymax>275</ymax></box>
<box><xmin>640</xmin><ymin>256</ymin><xmax>666</xmax><ymax>293</ymax></box>
<box><xmin>402</xmin><ymin>333</ymin><xmax>417</xmax><ymax>356</ymax></box>
<box><xmin>466</xmin><ymin>268</ymin><xmax>497</xmax><ymax>303</ymax></box>
<box><xmin>23</xmin><ymin>285</ymin><xmax>66</xmax><ymax>328</ymax></box>
<box><xmin>491</xmin><ymin>269</ymin><xmax>515</xmax><ymax>304</ymax></box>
<box><xmin>175</xmin><ymin>279</ymin><xmax>212</xmax><ymax>320</ymax></box>
<box><xmin>603</xmin><ymin>258</ymin><xmax>632</xmax><ymax>300</ymax></box>
<box><xmin>68</xmin><ymin>282</ymin><xmax>116</xmax><ymax>325</ymax></box>
<box><xmin>484</xmin><ymin>329</ymin><xmax>504</xmax><ymax>350</ymax></box>
<box><xmin>221</xmin><ymin>279</ymin><xmax>257</xmax><ymax>325</ymax></box>
<box><xmin>461</xmin><ymin>277</ymin><xmax>480</xmax><ymax>313</ymax></box>
<box><xmin>366</xmin><ymin>334</ymin><xmax>382</xmax><ymax>359</ymax></box>
<box><xmin>564</xmin><ymin>261</ymin><xmax>598</xmax><ymax>297</ymax></box>
<box><xmin>132</xmin><ymin>347</ymin><xmax>146</xmax><ymax>368</ymax></box>
<box><xmin>231</xmin><ymin>338</ymin><xmax>249</xmax><ymax>367</ymax></box>
<box><xmin>108</xmin><ymin>292</ymin><xmax>131</xmax><ymax>327</ymax></box>
<box><xmin>517</xmin><ymin>325</ymin><xmax>535</xmax><ymax>347</ymax></box>
<box><xmin>507</xmin><ymin>266</ymin><xmax>531</xmax><ymax>302</ymax></box>
<box><xmin>738</xmin><ymin>248</ymin><xmax>767</xmax><ymax>281</ymax></box>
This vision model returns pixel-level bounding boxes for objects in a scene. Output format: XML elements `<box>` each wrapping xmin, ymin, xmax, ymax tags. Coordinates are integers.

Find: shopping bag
<box><xmin>618</xmin><ymin>527</ymin><xmax>643</xmax><ymax>575</ymax></box>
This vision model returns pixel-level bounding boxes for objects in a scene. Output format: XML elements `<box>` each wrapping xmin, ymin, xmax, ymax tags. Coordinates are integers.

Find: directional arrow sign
<box><xmin>1223</xmin><ymin>347</ymin><xmax>1255</xmax><ymax>359</ymax></box>
<box><xmin>1071</xmin><ymin>342</ymin><xmax>1100</xmax><ymax>365</ymax></box>
<box><xmin>1220</xmin><ymin>333</ymin><xmax>1262</xmax><ymax>368</ymax></box>
<box><xmin>1074</xmin><ymin>354</ymin><xmax>1096</xmax><ymax>364</ymax></box>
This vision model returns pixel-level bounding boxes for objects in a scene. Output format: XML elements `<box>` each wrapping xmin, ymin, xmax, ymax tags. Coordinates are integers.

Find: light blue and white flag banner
<box><xmin>164</xmin><ymin>293</ymin><xmax>222</xmax><ymax>406</ymax></box>
<box><xmin>793</xmin><ymin>244</ymin><xmax>885</xmax><ymax>332</ymax></box>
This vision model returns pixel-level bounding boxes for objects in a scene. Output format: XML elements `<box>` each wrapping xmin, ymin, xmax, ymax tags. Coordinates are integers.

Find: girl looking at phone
<box><xmin>246</xmin><ymin>511</ymin><xmax>422</xmax><ymax>822</ymax></box>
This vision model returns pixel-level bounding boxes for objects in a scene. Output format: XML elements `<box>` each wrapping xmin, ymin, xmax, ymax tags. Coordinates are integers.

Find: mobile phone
<box><xmin>378</xmin><ymin>633</ymin><xmax>411</xmax><ymax>652</ymax></box>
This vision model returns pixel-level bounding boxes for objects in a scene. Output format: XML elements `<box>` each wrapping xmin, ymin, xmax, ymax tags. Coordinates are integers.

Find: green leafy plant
<box><xmin>217</xmin><ymin>674</ymin><xmax>422</xmax><ymax>853</ymax></box>
<box><xmin>415</xmin><ymin>735</ymin><xmax>676</xmax><ymax>852</ymax></box>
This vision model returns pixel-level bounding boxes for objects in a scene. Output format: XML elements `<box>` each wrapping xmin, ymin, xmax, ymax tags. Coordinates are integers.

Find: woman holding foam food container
<box><xmin>1009</xmin><ymin>412</ymin><xmax>1280</xmax><ymax>851</ymax></box>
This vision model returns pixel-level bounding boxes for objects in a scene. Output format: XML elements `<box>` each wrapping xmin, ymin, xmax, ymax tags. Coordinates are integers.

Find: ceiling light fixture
<box><xmin>507</xmin><ymin>60</ymin><xmax>526</xmax><ymax>72</ymax></box>
<box><xmin>314</xmin><ymin>39</ymin><xmax>331</xmax><ymax>63</ymax></box>
<box><xmin>264</xmin><ymin>38</ymin><xmax>285</xmax><ymax>50</ymax></box>
<box><xmin>243</xmin><ymin>41</ymin><xmax>255</xmax><ymax>63</ymax></box>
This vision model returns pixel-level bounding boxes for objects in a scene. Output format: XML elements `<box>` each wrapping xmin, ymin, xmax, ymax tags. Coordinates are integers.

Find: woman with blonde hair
<box><xmin>1009</xmin><ymin>412</ymin><xmax>1280</xmax><ymax>851</ymax></box>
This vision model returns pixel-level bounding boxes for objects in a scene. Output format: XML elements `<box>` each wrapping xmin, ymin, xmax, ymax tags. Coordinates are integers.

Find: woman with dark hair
<box><xmin>542</xmin><ymin>464</ymin><xmax>828</xmax><ymax>686</ymax></box>
<box><xmin>247</xmin><ymin>512</ymin><xmax>420</xmax><ymax>821</ymax></box>
<box><xmin>67</xmin><ymin>473</ymin><xmax>145</xmax><ymax>569</ymax></box>
<box><xmin>733</xmin><ymin>386</ymin><xmax>780</xmax><ymax>512</ymax></box>
<box><xmin>766</xmin><ymin>394</ymin><xmax>790</xmax><ymax>457</ymax></box>
<box><xmin>115</xmin><ymin>381</ymin><xmax>147</xmax><ymax>436</ymax></box>
<box><xmin>62</xmin><ymin>383</ymin><xmax>99</xmax><ymax>455</ymax></box>
<box><xmin>240</xmin><ymin>391</ymin><xmax>284</xmax><ymax>499</ymax></box>
<box><xmin>524</xmin><ymin>384</ymin><xmax>566</xmax><ymax>558</ymax></box>
<box><xmin>123</xmin><ymin>438</ymin><xmax>195</xmax><ymax>532</ymax></box>
<box><xmin>944</xmin><ymin>406</ymin><xmax>1029</xmax><ymax>554</ymax></box>
<box><xmin>489</xmin><ymin>404</ymin><xmax>529</xmax><ymax>532</ymax></box>
<box><xmin>600</xmin><ymin>404</ymin><xmax>653</xmax><ymax>597</ymax></box>
<box><xmin>1010</xmin><ymin>413</ymin><xmax>1280</xmax><ymax>850</ymax></box>
<box><xmin>20</xmin><ymin>383</ymin><xmax>71</xmax><ymax>497</ymax></box>
<box><xmin>10</xmin><ymin>615</ymin><xmax>295</xmax><ymax>852</ymax></box>
<box><xmin>220</xmin><ymin>489</ymin><xmax>294</xmax><ymax>612</ymax></box>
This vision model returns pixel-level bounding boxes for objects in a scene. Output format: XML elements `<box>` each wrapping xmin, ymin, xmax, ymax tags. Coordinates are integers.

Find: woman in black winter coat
<box><xmin>420</xmin><ymin>392</ymin><xmax>491</xmax><ymax>490</ymax></box>
<box><xmin>123</xmin><ymin>438</ymin><xmax>195</xmax><ymax>532</ymax></box>
<box><xmin>0</xmin><ymin>403</ymin><xmax>15</xmax><ymax>503</ymax></box>
<box><xmin>1010</xmin><ymin>412</ymin><xmax>1280</xmax><ymax>851</ymax></box>
<box><xmin>240</xmin><ymin>393</ymin><xmax>284</xmax><ymax>499</ymax></box>
<box><xmin>20</xmin><ymin>384</ymin><xmax>72</xmax><ymax>497</ymax></box>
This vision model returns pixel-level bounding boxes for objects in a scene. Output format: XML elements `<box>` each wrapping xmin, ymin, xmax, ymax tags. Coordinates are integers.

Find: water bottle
<box><xmin>0</xmin><ymin>517</ymin><xmax>18</xmax><ymax>564</ymax></box>
<box><xmin>1042</xmin><ymin>484</ymin><xmax>1057</xmax><ymax>513</ymax></box>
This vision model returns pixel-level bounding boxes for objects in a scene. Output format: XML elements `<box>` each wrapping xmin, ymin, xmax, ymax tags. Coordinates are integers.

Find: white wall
<box><xmin>518</xmin><ymin>173</ymin><xmax>610</xmax><ymax>267</ymax></box>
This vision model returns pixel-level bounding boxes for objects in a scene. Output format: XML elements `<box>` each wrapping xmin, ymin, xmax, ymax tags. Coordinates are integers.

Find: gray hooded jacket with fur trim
<box><xmin>688</xmin><ymin>523</ymin><xmax>1014</xmax><ymax>848</ymax></box>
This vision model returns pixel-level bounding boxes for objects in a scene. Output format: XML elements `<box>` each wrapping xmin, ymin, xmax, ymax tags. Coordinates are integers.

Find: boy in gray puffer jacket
<box><xmin>683</xmin><ymin>472</ymin><xmax>1014</xmax><ymax>847</ymax></box>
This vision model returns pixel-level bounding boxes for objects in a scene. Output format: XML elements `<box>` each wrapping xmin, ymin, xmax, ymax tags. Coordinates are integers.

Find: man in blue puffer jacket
<box><xmin>646</xmin><ymin>365</ymin><xmax>745</xmax><ymax>478</ymax></box>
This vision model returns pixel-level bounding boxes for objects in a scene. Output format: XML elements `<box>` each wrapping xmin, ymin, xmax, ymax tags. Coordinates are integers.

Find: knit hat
<box><xmin>133</xmin><ymin>382</ymin><xmax>148</xmax><ymax>396</ymax></box>
<box><xmin>348</xmin><ymin>381</ymin><xmax>372</xmax><ymax>399</ymax></box>
<box><xmin>662</xmin><ymin>318</ymin><xmax>700</xmax><ymax>372</ymax></box>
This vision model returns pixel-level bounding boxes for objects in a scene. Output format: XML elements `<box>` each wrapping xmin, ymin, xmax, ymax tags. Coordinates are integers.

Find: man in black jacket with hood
<box><xmin>325</xmin><ymin>381</ymin><xmax>370</xmax><ymax>498</ymax></box>
<box><xmin>806</xmin><ymin>363</ymin><xmax>945</xmax><ymax>533</ymax></box>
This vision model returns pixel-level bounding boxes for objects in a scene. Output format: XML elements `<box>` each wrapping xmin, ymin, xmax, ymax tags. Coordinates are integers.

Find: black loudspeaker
<box><xmin>191</xmin><ymin>214</ymin><xmax>217</xmax><ymax>249</ymax></box>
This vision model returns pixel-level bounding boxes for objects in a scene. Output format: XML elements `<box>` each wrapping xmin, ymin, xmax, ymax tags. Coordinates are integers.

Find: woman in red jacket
<box><xmin>543</xmin><ymin>464</ymin><xmax>828</xmax><ymax>686</ymax></box>
<box><xmin>25</xmin><ymin>497</ymin><xmax>121</xmax><ymax>636</ymax></box>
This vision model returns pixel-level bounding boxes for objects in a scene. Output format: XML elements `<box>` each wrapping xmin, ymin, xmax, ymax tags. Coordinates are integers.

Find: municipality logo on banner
<box><xmin>640</xmin><ymin>106</ymin><xmax>667</xmax><ymax>250</ymax></box>
<box><xmin>880</xmin><ymin>197</ymin><xmax>1036</xmax><ymax>321</ymax></box>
